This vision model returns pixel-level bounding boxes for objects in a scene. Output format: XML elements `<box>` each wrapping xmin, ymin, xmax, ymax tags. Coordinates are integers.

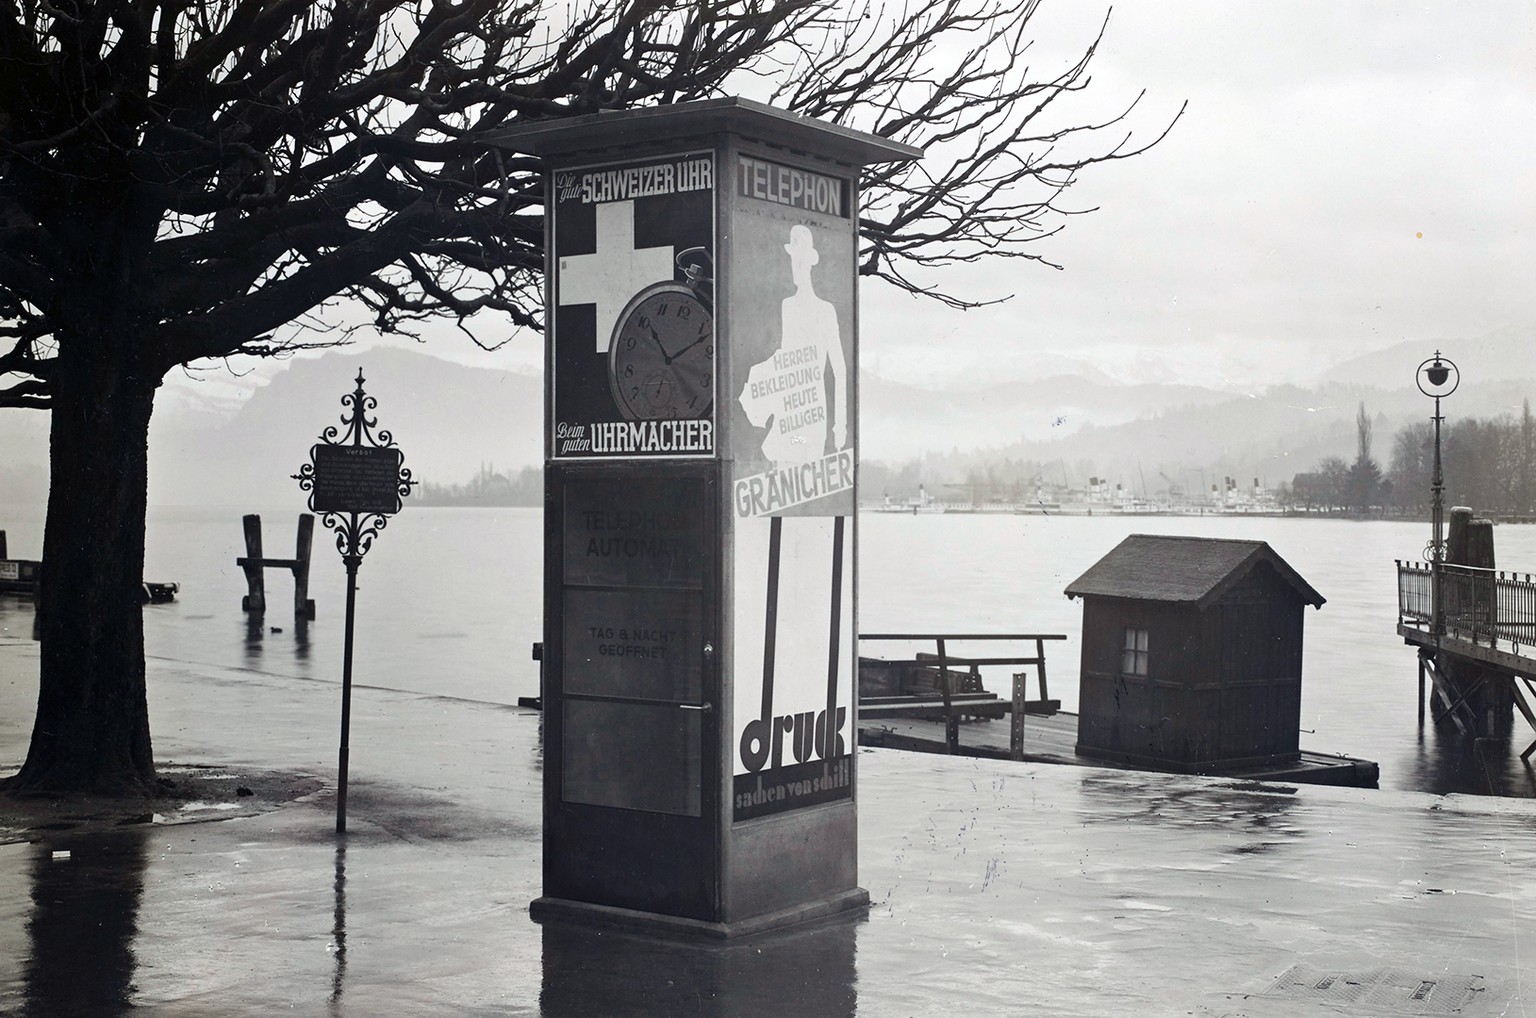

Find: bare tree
<box><xmin>1346</xmin><ymin>401</ymin><xmax>1381</xmax><ymax>513</ymax></box>
<box><xmin>0</xmin><ymin>0</ymin><xmax>1180</xmax><ymax>794</ymax></box>
<box><xmin>1318</xmin><ymin>456</ymin><xmax>1349</xmax><ymax>513</ymax></box>
<box><xmin>1520</xmin><ymin>399</ymin><xmax>1536</xmax><ymax>514</ymax></box>
<box><xmin>1389</xmin><ymin>420</ymin><xmax>1433</xmax><ymax>513</ymax></box>
<box><xmin>780</xmin><ymin>0</ymin><xmax>1183</xmax><ymax>306</ymax></box>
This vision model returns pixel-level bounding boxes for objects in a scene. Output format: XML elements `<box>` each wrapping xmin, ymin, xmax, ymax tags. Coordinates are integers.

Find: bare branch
<box><xmin>770</xmin><ymin>1</ymin><xmax>1183</xmax><ymax>307</ymax></box>
<box><xmin>0</xmin><ymin>376</ymin><xmax>50</xmax><ymax>408</ymax></box>
<box><xmin>0</xmin><ymin>0</ymin><xmax>1179</xmax><ymax>377</ymax></box>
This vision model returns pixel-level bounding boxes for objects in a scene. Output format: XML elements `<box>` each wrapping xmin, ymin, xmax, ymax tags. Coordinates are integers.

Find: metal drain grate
<box><xmin>1261</xmin><ymin>965</ymin><xmax>1486</xmax><ymax>1015</ymax></box>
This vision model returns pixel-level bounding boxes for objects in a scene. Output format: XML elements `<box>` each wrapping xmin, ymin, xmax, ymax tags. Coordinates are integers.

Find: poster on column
<box><xmin>550</xmin><ymin>152</ymin><xmax>716</xmax><ymax>460</ymax></box>
<box><xmin>729</xmin><ymin>154</ymin><xmax>857</xmax><ymax>821</ymax></box>
<box><xmin>728</xmin><ymin>155</ymin><xmax>856</xmax><ymax>518</ymax></box>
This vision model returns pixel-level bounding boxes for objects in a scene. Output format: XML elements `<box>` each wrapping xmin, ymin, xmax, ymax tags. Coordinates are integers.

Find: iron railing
<box><xmin>1397</xmin><ymin>560</ymin><xmax>1536</xmax><ymax>652</ymax></box>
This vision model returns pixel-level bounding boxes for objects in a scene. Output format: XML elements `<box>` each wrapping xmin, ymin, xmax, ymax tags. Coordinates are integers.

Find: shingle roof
<box><xmin>1063</xmin><ymin>534</ymin><xmax>1325</xmax><ymax>609</ymax></box>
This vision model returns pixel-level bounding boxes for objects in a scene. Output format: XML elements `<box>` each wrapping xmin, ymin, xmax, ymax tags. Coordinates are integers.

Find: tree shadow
<box><xmin>21</xmin><ymin>828</ymin><xmax>150</xmax><ymax>1017</ymax></box>
<box><xmin>328</xmin><ymin>840</ymin><xmax>347</xmax><ymax>1014</ymax></box>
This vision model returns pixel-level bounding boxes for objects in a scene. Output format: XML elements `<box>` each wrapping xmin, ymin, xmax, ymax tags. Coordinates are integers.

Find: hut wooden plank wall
<box><xmin>1064</xmin><ymin>535</ymin><xmax>1325</xmax><ymax>772</ymax></box>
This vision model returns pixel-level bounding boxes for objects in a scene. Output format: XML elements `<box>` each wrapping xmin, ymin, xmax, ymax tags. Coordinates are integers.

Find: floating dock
<box><xmin>859</xmin><ymin>711</ymin><xmax>1379</xmax><ymax>788</ymax></box>
<box><xmin>858</xmin><ymin>632</ymin><xmax>1378</xmax><ymax>790</ymax></box>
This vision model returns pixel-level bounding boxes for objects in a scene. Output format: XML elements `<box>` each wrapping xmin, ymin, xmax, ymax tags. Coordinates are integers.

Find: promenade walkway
<box><xmin>1</xmin><ymin>630</ymin><xmax>1533</xmax><ymax>1016</ymax></box>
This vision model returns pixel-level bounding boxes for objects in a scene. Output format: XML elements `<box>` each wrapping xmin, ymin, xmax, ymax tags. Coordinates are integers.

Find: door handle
<box><xmin>679</xmin><ymin>703</ymin><xmax>713</xmax><ymax>712</ymax></box>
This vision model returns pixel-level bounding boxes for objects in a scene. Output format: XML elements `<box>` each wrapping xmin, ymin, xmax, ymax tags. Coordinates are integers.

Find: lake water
<box><xmin>3</xmin><ymin>502</ymin><xmax>1535</xmax><ymax>797</ymax></box>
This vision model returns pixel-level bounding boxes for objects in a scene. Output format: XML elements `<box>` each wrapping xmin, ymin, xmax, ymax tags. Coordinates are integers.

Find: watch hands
<box><xmin>668</xmin><ymin>335</ymin><xmax>707</xmax><ymax>360</ymax></box>
<box><xmin>646</xmin><ymin>325</ymin><xmax>673</xmax><ymax>364</ymax></box>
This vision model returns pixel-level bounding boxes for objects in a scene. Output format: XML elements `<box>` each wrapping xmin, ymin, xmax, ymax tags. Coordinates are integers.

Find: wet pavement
<box><xmin>2</xmin><ymin>633</ymin><xmax>1535</xmax><ymax>1016</ymax></box>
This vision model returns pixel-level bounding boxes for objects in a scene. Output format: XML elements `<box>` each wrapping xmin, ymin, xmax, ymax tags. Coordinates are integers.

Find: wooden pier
<box><xmin>1397</xmin><ymin>558</ymin><xmax>1536</xmax><ymax>752</ymax></box>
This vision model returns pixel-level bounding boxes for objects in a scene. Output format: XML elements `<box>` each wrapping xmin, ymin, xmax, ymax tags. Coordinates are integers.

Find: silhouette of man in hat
<box><xmin>738</xmin><ymin>224</ymin><xmax>848</xmax><ymax>465</ymax></box>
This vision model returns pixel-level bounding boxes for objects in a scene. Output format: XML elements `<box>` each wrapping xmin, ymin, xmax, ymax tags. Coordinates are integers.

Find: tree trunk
<box><xmin>3</xmin><ymin>316</ymin><xmax>161</xmax><ymax>795</ymax></box>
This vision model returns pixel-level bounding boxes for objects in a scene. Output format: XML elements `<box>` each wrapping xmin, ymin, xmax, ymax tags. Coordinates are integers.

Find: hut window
<box><xmin>1121</xmin><ymin>627</ymin><xmax>1149</xmax><ymax>676</ymax></box>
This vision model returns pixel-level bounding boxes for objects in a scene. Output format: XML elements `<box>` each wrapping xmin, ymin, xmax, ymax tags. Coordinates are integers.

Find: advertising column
<box><xmin>500</xmin><ymin>97</ymin><xmax>917</xmax><ymax>935</ymax></box>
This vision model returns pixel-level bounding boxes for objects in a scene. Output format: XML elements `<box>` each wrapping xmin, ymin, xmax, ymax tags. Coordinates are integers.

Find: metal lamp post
<box><xmin>1416</xmin><ymin>351</ymin><xmax>1459</xmax><ymax>637</ymax></box>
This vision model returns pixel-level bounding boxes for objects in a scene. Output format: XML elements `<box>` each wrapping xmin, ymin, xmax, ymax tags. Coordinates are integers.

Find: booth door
<box><xmin>545</xmin><ymin>467</ymin><xmax>719</xmax><ymax>920</ymax></box>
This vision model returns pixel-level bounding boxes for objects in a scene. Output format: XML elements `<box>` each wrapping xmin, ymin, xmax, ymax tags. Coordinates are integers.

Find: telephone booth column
<box><xmin>497</xmin><ymin>99</ymin><xmax>920</xmax><ymax>937</ymax></box>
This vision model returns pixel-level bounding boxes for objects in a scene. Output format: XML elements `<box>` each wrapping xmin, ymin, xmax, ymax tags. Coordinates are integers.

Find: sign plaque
<box><xmin>310</xmin><ymin>444</ymin><xmax>406</xmax><ymax>515</ymax></box>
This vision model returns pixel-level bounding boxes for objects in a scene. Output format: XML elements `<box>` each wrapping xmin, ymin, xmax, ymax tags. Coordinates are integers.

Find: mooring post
<box><xmin>240</xmin><ymin>514</ymin><xmax>266</xmax><ymax>613</ymax></box>
<box><xmin>1010</xmin><ymin>669</ymin><xmax>1026</xmax><ymax>761</ymax></box>
<box><xmin>1035</xmin><ymin>636</ymin><xmax>1051</xmax><ymax>705</ymax></box>
<box><xmin>1418</xmin><ymin>652</ymin><xmax>1426</xmax><ymax>727</ymax></box>
<box><xmin>239</xmin><ymin>514</ymin><xmax>318</xmax><ymax>621</ymax></box>
<box><xmin>294</xmin><ymin>514</ymin><xmax>316</xmax><ymax>621</ymax></box>
<box><xmin>937</xmin><ymin>638</ymin><xmax>959</xmax><ymax>754</ymax></box>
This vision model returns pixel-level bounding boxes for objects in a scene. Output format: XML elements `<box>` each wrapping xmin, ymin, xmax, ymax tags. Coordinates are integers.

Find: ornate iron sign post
<box><xmin>294</xmin><ymin>369</ymin><xmax>415</xmax><ymax>833</ymax></box>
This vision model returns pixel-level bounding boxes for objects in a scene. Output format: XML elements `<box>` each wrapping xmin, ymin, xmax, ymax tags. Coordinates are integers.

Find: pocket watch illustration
<box><xmin>608</xmin><ymin>247</ymin><xmax>714</xmax><ymax>421</ymax></box>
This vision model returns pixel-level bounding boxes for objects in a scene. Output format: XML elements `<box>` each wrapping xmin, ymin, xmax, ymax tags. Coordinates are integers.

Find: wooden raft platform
<box><xmin>858</xmin><ymin>712</ymin><xmax>1380</xmax><ymax>789</ymax></box>
<box><xmin>857</xmin><ymin>637</ymin><xmax>1378</xmax><ymax>789</ymax></box>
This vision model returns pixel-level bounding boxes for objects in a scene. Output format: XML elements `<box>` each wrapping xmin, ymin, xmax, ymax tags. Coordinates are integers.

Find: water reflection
<box><xmin>329</xmin><ymin>841</ymin><xmax>347</xmax><ymax>1012</ymax></box>
<box><xmin>539</xmin><ymin>916</ymin><xmax>858</xmax><ymax>1018</ymax></box>
<box><xmin>243</xmin><ymin>613</ymin><xmax>265</xmax><ymax>662</ymax></box>
<box><xmin>240</xmin><ymin>613</ymin><xmax>315</xmax><ymax>674</ymax></box>
<box><xmin>1398</xmin><ymin>720</ymin><xmax>1536</xmax><ymax>797</ymax></box>
<box><xmin>22</xmin><ymin>830</ymin><xmax>149</xmax><ymax>1017</ymax></box>
<box><xmin>0</xmin><ymin>593</ymin><xmax>38</xmax><ymax>642</ymax></box>
<box><xmin>1077</xmin><ymin>771</ymin><xmax>1305</xmax><ymax>853</ymax></box>
<box><xmin>294</xmin><ymin>619</ymin><xmax>311</xmax><ymax>664</ymax></box>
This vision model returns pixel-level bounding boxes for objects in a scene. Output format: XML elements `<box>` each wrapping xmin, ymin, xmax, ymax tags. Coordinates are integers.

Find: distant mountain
<box><xmin>857</xmin><ymin>372</ymin><xmax>1236</xmax><ymax>461</ymax></box>
<box><xmin>925</xmin><ymin>374</ymin><xmax>1536</xmax><ymax>494</ymax></box>
<box><xmin>149</xmin><ymin>348</ymin><xmax>542</xmax><ymax>506</ymax></box>
<box><xmin>3</xmin><ymin>325</ymin><xmax>1530</xmax><ymax>508</ymax></box>
<box><xmin>1321</xmin><ymin>326</ymin><xmax>1534</xmax><ymax>389</ymax></box>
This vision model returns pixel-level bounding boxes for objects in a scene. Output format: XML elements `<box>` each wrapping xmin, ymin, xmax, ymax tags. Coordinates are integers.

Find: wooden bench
<box><xmin>858</xmin><ymin>633</ymin><xmax>1067</xmax><ymax>758</ymax></box>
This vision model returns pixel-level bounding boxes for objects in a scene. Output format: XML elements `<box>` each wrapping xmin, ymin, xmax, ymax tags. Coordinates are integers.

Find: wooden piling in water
<box><xmin>237</xmin><ymin>514</ymin><xmax>317</xmax><ymax>621</ymax></box>
<box><xmin>293</xmin><ymin>514</ymin><xmax>314</xmax><ymax>621</ymax></box>
<box><xmin>240</xmin><ymin>515</ymin><xmax>266</xmax><ymax>613</ymax></box>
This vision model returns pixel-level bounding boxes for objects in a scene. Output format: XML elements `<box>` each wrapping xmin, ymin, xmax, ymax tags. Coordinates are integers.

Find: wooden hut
<box><xmin>1064</xmin><ymin>535</ymin><xmax>1325</xmax><ymax>772</ymax></box>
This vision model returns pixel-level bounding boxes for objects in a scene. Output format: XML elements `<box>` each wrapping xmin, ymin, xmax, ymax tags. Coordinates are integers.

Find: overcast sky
<box><xmin>856</xmin><ymin>0</ymin><xmax>1536</xmax><ymax>392</ymax></box>
<box><xmin>186</xmin><ymin>0</ymin><xmax>1535</xmax><ymax>404</ymax></box>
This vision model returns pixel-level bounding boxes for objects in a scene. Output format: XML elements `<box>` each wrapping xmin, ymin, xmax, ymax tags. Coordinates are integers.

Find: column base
<box><xmin>530</xmin><ymin>887</ymin><xmax>869</xmax><ymax>940</ymax></box>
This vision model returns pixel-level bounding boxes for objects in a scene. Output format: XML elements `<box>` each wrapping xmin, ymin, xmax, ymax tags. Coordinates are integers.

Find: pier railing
<box><xmin>1397</xmin><ymin>561</ymin><xmax>1536</xmax><ymax>652</ymax></box>
<box><xmin>858</xmin><ymin>633</ymin><xmax>1067</xmax><ymax>758</ymax></box>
